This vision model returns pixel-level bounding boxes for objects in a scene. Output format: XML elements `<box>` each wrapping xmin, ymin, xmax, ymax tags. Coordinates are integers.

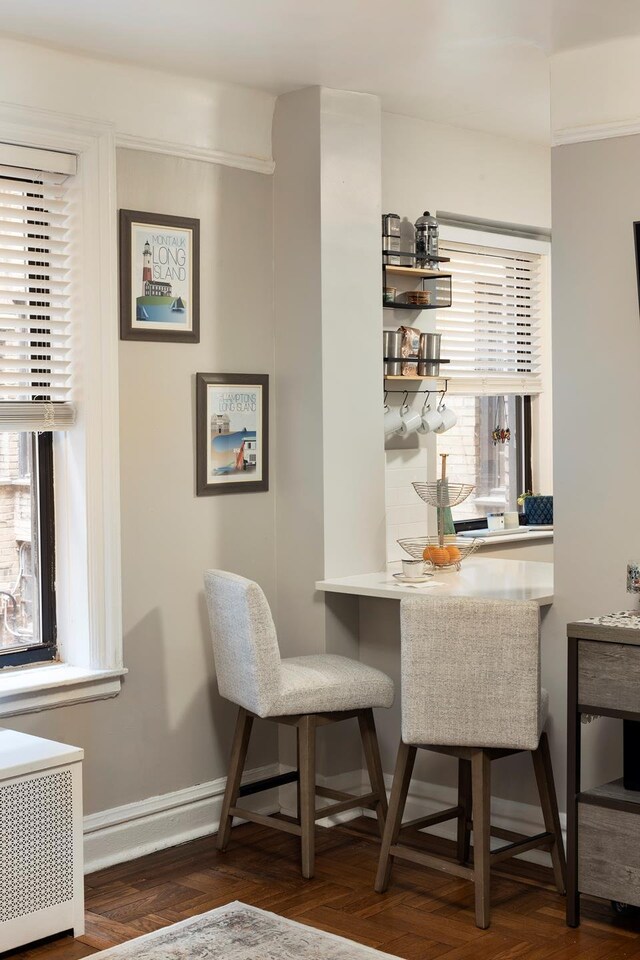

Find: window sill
<box><xmin>0</xmin><ymin>662</ymin><xmax>127</xmax><ymax>718</ymax></box>
<box><xmin>468</xmin><ymin>529</ymin><xmax>553</xmax><ymax>547</ymax></box>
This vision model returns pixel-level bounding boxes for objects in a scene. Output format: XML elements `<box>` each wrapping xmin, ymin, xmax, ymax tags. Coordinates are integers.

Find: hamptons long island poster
<box><xmin>203</xmin><ymin>379</ymin><xmax>268</xmax><ymax>490</ymax></box>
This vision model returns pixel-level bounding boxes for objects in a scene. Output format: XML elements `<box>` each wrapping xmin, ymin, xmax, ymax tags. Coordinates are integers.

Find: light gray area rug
<box><xmin>95</xmin><ymin>900</ymin><xmax>398</xmax><ymax>959</ymax></box>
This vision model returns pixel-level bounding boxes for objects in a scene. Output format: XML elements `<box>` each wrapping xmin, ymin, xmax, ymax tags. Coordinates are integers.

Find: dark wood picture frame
<box><xmin>119</xmin><ymin>209</ymin><xmax>200</xmax><ymax>342</ymax></box>
<box><xmin>634</xmin><ymin>221</ymin><xmax>640</xmax><ymax>315</ymax></box>
<box><xmin>196</xmin><ymin>373</ymin><xmax>269</xmax><ymax>496</ymax></box>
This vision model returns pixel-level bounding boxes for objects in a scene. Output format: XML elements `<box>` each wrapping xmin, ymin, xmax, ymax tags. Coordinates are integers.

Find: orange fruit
<box><xmin>446</xmin><ymin>545</ymin><xmax>462</xmax><ymax>562</ymax></box>
<box><xmin>423</xmin><ymin>545</ymin><xmax>451</xmax><ymax>566</ymax></box>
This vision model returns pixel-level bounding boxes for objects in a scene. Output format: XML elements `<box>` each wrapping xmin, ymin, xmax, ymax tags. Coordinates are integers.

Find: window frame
<box><xmin>0</xmin><ymin>433</ymin><xmax>57</xmax><ymax>668</ymax></box>
<box><xmin>0</xmin><ymin>103</ymin><xmax>125</xmax><ymax>716</ymax></box>
<box><xmin>452</xmin><ymin>395</ymin><xmax>532</xmax><ymax>532</ymax></box>
<box><xmin>435</xmin><ymin>225</ymin><xmax>552</xmax><ymax>535</ymax></box>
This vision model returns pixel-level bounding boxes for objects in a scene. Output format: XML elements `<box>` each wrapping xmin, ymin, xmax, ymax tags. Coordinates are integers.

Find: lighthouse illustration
<box><xmin>140</xmin><ymin>239</ymin><xmax>173</xmax><ymax>298</ymax></box>
<box><xmin>135</xmin><ymin>231</ymin><xmax>186</xmax><ymax>324</ymax></box>
<box><xmin>141</xmin><ymin>240</ymin><xmax>152</xmax><ymax>296</ymax></box>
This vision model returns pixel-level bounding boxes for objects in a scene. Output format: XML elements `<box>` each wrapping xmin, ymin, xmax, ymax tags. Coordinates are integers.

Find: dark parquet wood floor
<box><xmin>7</xmin><ymin>818</ymin><xmax>640</xmax><ymax>959</ymax></box>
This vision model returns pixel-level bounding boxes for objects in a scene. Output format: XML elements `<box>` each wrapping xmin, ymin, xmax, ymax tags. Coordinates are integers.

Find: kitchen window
<box><xmin>437</xmin><ymin>395</ymin><xmax>532</xmax><ymax>525</ymax></box>
<box><xmin>435</xmin><ymin>227</ymin><xmax>551</xmax><ymax>525</ymax></box>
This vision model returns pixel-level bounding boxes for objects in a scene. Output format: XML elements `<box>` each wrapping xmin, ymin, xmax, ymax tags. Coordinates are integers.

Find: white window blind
<box><xmin>437</xmin><ymin>239</ymin><xmax>544</xmax><ymax>395</ymax></box>
<box><xmin>0</xmin><ymin>144</ymin><xmax>77</xmax><ymax>431</ymax></box>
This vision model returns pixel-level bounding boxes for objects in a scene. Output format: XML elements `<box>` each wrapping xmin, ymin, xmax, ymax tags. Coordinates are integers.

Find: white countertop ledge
<box><xmin>316</xmin><ymin>558</ymin><xmax>554</xmax><ymax>606</ymax></box>
<box><xmin>472</xmin><ymin>528</ymin><xmax>553</xmax><ymax>547</ymax></box>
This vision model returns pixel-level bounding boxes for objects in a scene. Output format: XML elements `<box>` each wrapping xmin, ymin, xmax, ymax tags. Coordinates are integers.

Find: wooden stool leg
<box><xmin>217</xmin><ymin>707</ymin><xmax>253</xmax><ymax>852</ymax></box>
<box><xmin>532</xmin><ymin>731</ymin><xmax>567</xmax><ymax>895</ymax></box>
<box><xmin>375</xmin><ymin>741</ymin><xmax>417</xmax><ymax>893</ymax></box>
<box><xmin>358</xmin><ymin>709</ymin><xmax>388</xmax><ymax>837</ymax></box>
<box><xmin>296</xmin><ymin>723</ymin><xmax>302</xmax><ymax>825</ymax></box>
<box><xmin>471</xmin><ymin>749</ymin><xmax>491</xmax><ymax>929</ymax></box>
<box><xmin>456</xmin><ymin>757</ymin><xmax>472</xmax><ymax>864</ymax></box>
<box><xmin>298</xmin><ymin>715</ymin><xmax>316</xmax><ymax>879</ymax></box>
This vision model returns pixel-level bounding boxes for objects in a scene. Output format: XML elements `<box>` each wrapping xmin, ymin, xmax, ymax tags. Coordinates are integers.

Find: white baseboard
<box><xmin>83</xmin><ymin>762</ymin><xmax>281</xmax><ymax>874</ymax></box>
<box><xmin>84</xmin><ymin>764</ymin><xmax>566</xmax><ymax>876</ymax></box>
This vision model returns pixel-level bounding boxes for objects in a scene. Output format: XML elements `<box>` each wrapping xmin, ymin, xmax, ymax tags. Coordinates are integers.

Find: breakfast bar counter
<box><xmin>313</xmin><ymin>556</ymin><xmax>555</xmax><ymax>821</ymax></box>
<box><xmin>316</xmin><ymin>557</ymin><xmax>554</xmax><ymax>606</ymax></box>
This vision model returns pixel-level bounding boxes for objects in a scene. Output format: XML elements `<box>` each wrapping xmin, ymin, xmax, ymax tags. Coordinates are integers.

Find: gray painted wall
<box><xmin>8</xmin><ymin>149</ymin><xmax>279</xmax><ymax>815</ymax></box>
<box><xmin>548</xmin><ymin>134</ymin><xmax>640</xmax><ymax>802</ymax></box>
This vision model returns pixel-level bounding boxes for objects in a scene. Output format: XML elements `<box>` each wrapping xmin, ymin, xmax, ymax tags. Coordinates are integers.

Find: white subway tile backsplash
<box><xmin>386</xmin><ymin>504</ymin><xmax>428</xmax><ymax>526</ymax></box>
<box><xmin>397</xmin><ymin>485</ymin><xmax>422</xmax><ymax>506</ymax></box>
<box><xmin>385</xmin><ymin>435</ymin><xmax>431</xmax><ymax>561</ymax></box>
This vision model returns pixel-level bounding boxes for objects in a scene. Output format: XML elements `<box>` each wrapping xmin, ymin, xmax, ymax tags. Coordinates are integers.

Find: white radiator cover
<box><xmin>0</xmin><ymin>727</ymin><xmax>84</xmax><ymax>952</ymax></box>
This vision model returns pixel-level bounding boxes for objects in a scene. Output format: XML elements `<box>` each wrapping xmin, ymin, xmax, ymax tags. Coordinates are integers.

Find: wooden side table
<box><xmin>567</xmin><ymin>613</ymin><xmax>640</xmax><ymax>926</ymax></box>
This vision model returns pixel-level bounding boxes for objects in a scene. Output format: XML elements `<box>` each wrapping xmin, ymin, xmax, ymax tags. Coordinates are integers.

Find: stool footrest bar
<box><xmin>489</xmin><ymin>831</ymin><xmax>553</xmax><ymax>866</ymax></box>
<box><xmin>315</xmin><ymin>792</ymin><xmax>378</xmax><ymax>820</ymax></box>
<box><xmin>489</xmin><ymin>825</ymin><xmax>528</xmax><ymax>844</ymax></box>
<box><xmin>238</xmin><ymin>770</ymin><xmax>299</xmax><ymax>798</ymax></box>
<box><xmin>315</xmin><ymin>785</ymin><xmax>354</xmax><ymax>802</ymax></box>
<box><xmin>401</xmin><ymin>805</ymin><xmax>462</xmax><ymax>832</ymax></box>
<box><xmin>228</xmin><ymin>806</ymin><xmax>302</xmax><ymax>836</ymax></box>
<box><xmin>390</xmin><ymin>843</ymin><xmax>474</xmax><ymax>880</ymax></box>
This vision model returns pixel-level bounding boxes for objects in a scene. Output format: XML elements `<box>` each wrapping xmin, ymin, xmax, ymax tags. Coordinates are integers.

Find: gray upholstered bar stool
<box><xmin>375</xmin><ymin>596</ymin><xmax>566</xmax><ymax>929</ymax></box>
<box><xmin>205</xmin><ymin>569</ymin><xmax>394</xmax><ymax>879</ymax></box>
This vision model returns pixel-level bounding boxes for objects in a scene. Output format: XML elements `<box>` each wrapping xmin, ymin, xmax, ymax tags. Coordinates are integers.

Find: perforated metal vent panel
<box><xmin>0</xmin><ymin>769</ymin><xmax>74</xmax><ymax>922</ymax></box>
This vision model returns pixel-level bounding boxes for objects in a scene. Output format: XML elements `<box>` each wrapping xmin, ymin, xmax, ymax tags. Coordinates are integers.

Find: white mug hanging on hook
<box><xmin>398</xmin><ymin>401</ymin><xmax>422</xmax><ymax>437</ymax></box>
<box><xmin>384</xmin><ymin>400</ymin><xmax>404</xmax><ymax>438</ymax></box>
<box><xmin>434</xmin><ymin>393</ymin><xmax>457</xmax><ymax>434</ymax></box>
<box><xmin>417</xmin><ymin>394</ymin><xmax>444</xmax><ymax>434</ymax></box>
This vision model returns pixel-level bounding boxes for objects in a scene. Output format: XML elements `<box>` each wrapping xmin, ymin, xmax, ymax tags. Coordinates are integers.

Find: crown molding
<box><xmin>552</xmin><ymin>118</ymin><xmax>640</xmax><ymax>147</ymax></box>
<box><xmin>0</xmin><ymin>37</ymin><xmax>275</xmax><ymax>177</ymax></box>
<box><xmin>115</xmin><ymin>132</ymin><xmax>275</xmax><ymax>175</ymax></box>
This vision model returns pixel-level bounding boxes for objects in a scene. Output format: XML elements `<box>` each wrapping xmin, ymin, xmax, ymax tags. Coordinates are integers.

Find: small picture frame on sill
<box><xmin>119</xmin><ymin>209</ymin><xmax>200</xmax><ymax>342</ymax></box>
<box><xmin>196</xmin><ymin>373</ymin><xmax>269</xmax><ymax>496</ymax></box>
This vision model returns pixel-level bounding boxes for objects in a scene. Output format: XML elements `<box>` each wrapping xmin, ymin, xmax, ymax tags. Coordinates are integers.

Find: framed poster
<box><xmin>635</xmin><ymin>220</ymin><xmax>640</xmax><ymax>314</ymax></box>
<box><xmin>196</xmin><ymin>373</ymin><xmax>269</xmax><ymax>496</ymax></box>
<box><xmin>119</xmin><ymin>209</ymin><xmax>200</xmax><ymax>342</ymax></box>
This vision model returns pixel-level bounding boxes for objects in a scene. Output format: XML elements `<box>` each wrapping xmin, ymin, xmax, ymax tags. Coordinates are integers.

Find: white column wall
<box><xmin>273</xmin><ymin>87</ymin><xmax>385</xmax><ymax>658</ymax></box>
<box><xmin>320</xmin><ymin>90</ymin><xmax>386</xmax><ymax>580</ymax></box>
<box><xmin>273</xmin><ymin>87</ymin><xmax>326</xmax><ymax>660</ymax></box>
<box><xmin>273</xmin><ymin>87</ymin><xmax>386</xmax><ymax>779</ymax></box>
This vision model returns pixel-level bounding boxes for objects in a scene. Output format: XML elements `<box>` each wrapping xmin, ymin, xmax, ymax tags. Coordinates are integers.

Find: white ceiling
<box><xmin>3</xmin><ymin>0</ymin><xmax>640</xmax><ymax>145</ymax></box>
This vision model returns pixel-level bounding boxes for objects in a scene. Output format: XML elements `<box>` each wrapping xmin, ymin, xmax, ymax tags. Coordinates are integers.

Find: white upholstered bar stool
<box><xmin>205</xmin><ymin>569</ymin><xmax>394</xmax><ymax>879</ymax></box>
<box><xmin>375</xmin><ymin>597</ymin><xmax>566</xmax><ymax>929</ymax></box>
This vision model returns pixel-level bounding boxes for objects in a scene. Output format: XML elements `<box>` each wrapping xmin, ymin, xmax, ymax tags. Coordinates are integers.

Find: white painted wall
<box><xmin>0</xmin><ymin>35</ymin><xmax>275</xmax><ymax>172</ymax></box>
<box><xmin>273</xmin><ymin>87</ymin><xmax>325</xmax><ymax>660</ymax></box>
<box><xmin>320</xmin><ymin>90</ymin><xmax>386</xmax><ymax>580</ymax></box>
<box><xmin>382</xmin><ymin>112</ymin><xmax>551</xmax><ymax>230</ymax></box>
<box><xmin>551</xmin><ymin>37</ymin><xmax>640</xmax><ymax>145</ymax></box>
<box><xmin>273</xmin><ymin>87</ymin><xmax>386</xmax><ymax>657</ymax></box>
<box><xmin>273</xmin><ymin>87</ymin><xmax>386</xmax><ymax>780</ymax></box>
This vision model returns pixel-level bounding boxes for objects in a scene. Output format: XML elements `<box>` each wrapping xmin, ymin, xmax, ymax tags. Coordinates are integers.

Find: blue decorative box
<box><xmin>523</xmin><ymin>495</ymin><xmax>553</xmax><ymax>526</ymax></box>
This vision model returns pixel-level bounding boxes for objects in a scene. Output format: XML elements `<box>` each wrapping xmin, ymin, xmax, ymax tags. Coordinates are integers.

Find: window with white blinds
<box><xmin>0</xmin><ymin>144</ymin><xmax>77</xmax><ymax>431</ymax></box>
<box><xmin>437</xmin><ymin>239</ymin><xmax>545</xmax><ymax>395</ymax></box>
